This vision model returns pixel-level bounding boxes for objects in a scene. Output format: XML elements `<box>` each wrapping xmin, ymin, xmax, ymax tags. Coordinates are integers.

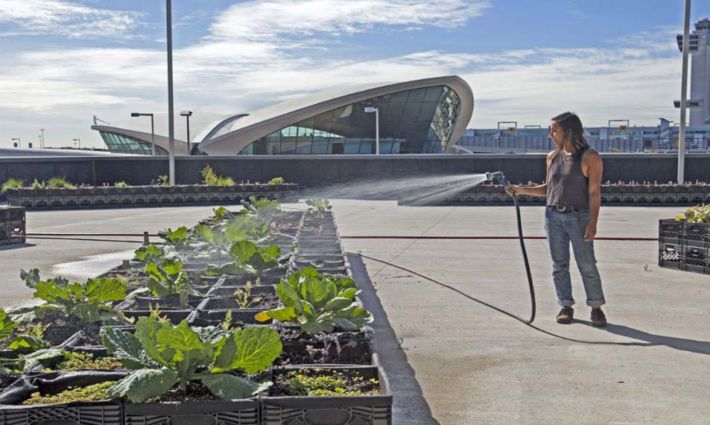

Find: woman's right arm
<box><xmin>506</xmin><ymin>152</ymin><xmax>553</xmax><ymax>198</ymax></box>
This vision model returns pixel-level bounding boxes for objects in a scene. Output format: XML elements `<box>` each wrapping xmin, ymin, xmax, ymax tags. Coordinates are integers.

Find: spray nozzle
<box><xmin>485</xmin><ymin>171</ymin><xmax>507</xmax><ymax>185</ymax></box>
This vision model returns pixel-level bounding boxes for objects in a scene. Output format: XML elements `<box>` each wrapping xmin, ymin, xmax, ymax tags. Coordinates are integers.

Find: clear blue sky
<box><xmin>0</xmin><ymin>0</ymin><xmax>707</xmax><ymax>148</ymax></box>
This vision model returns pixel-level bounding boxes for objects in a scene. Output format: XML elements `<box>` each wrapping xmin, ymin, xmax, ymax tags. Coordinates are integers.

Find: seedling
<box><xmin>233</xmin><ymin>281</ymin><xmax>262</xmax><ymax>309</ymax></box>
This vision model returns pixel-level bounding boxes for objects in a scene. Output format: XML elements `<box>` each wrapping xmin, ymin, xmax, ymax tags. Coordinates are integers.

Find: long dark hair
<box><xmin>551</xmin><ymin>112</ymin><xmax>589</xmax><ymax>157</ymax></box>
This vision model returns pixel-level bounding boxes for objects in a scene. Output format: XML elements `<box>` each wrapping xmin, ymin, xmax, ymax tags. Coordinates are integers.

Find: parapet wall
<box><xmin>1</xmin><ymin>154</ymin><xmax>708</xmax><ymax>187</ymax></box>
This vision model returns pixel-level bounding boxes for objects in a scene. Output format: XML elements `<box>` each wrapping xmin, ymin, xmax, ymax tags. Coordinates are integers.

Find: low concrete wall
<box><xmin>0</xmin><ymin>154</ymin><xmax>708</xmax><ymax>187</ymax></box>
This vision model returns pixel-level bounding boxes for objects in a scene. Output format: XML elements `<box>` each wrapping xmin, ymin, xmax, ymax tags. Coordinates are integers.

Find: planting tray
<box><xmin>190</xmin><ymin>288</ymin><xmax>280</xmax><ymax>326</ymax></box>
<box><xmin>0</xmin><ymin>371</ymin><xmax>125</xmax><ymax>425</ymax></box>
<box><xmin>123</xmin><ymin>399</ymin><xmax>260</xmax><ymax>425</ymax></box>
<box><xmin>261</xmin><ymin>358</ymin><xmax>392</xmax><ymax>425</ymax></box>
<box><xmin>276</xmin><ymin>327</ymin><xmax>372</xmax><ymax>366</ymax></box>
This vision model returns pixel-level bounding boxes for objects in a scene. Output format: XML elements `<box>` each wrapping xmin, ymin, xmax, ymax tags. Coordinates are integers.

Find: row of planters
<box><xmin>2</xmin><ymin>167</ymin><xmax>297</xmax><ymax>210</ymax></box>
<box><xmin>0</xmin><ymin>206</ymin><xmax>25</xmax><ymax>245</ymax></box>
<box><xmin>407</xmin><ymin>181</ymin><xmax>710</xmax><ymax>206</ymax></box>
<box><xmin>659</xmin><ymin>204</ymin><xmax>710</xmax><ymax>275</ymax></box>
<box><xmin>0</xmin><ymin>198</ymin><xmax>393</xmax><ymax>425</ymax></box>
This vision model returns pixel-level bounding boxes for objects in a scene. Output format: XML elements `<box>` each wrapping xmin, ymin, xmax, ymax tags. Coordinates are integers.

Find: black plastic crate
<box><xmin>261</xmin><ymin>359</ymin><xmax>392</xmax><ymax>425</ymax></box>
<box><xmin>0</xmin><ymin>206</ymin><xmax>26</xmax><ymax>245</ymax></box>
<box><xmin>684</xmin><ymin>222</ymin><xmax>710</xmax><ymax>243</ymax></box>
<box><xmin>0</xmin><ymin>372</ymin><xmax>124</xmax><ymax>425</ymax></box>
<box><xmin>124</xmin><ymin>399</ymin><xmax>259</xmax><ymax>425</ymax></box>
<box><xmin>658</xmin><ymin>242</ymin><xmax>682</xmax><ymax>269</ymax></box>
<box><xmin>659</xmin><ymin>219</ymin><xmax>683</xmax><ymax>239</ymax></box>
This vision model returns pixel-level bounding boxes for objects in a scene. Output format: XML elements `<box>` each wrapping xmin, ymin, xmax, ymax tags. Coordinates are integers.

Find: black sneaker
<box><xmin>556</xmin><ymin>307</ymin><xmax>574</xmax><ymax>324</ymax></box>
<box><xmin>591</xmin><ymin>308</ymin><xmax>607</xmax><ymax>328</ymax></box>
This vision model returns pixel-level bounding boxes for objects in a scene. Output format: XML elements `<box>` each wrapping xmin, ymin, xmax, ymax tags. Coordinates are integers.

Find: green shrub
<box><xmin>268</xmin><ymin>177</ymin><xmax>285</xmax><ymax>185</ymax></box>
<box><xmin>30</xmin><ymin>179</ymin><xmax>46</xmax><ymax>190</ymax></box>
<box><xmin>114</xmin><ymin>181</ymin><xmax>129</xmax><ymax>188</ymax></box>
<box><xmin>201</xmin><ymin>165</ymin><xmax>235</xmax><ymax>187</ymax></box>
<box><xmin>1</xmin><ymin>178</ymin><xmax>24</xmax><ymax>193</ymax></box>
<box><xmin>155</xmin><ymin>175</ymin><xmax>169</xmax><ymax>187</ymax></box>
<box><xmin>46</xmin><ymin>177</ymin><xmax>75</xmax><ymax>189</ymax></box>
<box><xmin>675</xmin><ymin>204</ymin><xmax>710</xmax><ymax>224</ymax></box>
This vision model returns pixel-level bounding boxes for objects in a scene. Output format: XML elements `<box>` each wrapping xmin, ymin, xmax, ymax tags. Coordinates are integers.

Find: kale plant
<box><xmin>21</xmin><ymin>269</ymin><xmax>127</xmax><ymax>324</ymax></box>
<box><xmin>255</xmin><ymin>268</ymin><xmax>371</xmax><ymax>335</ymax></box>
<box><xmin>145</xmin><ymin>260</ymin><xmax>192</xmax><ymax>304</ymax></box>
<box><xmin>305</xmin><ymin>199</ymin><xmax>332</xmax><ymax>215</ymax></box>
<box><xmin>208</xmin><ymin>240</ymin><xmax>286</xmax><ymax>280</ymax></box>
<box><xmin>133</xmin><ymin>244</ymin><xmax>167</xmax><ymax>263</ymax></box>
<box><xmin>101</xmin><ymin>316</ymin><xmax>282</xmax><ymax>402</ymax></box>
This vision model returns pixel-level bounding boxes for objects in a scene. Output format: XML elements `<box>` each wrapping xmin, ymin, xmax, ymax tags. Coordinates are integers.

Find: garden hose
<box><xmin>348</xmin><ymin>171</ymin><xmax>537</xmax><ymax>325</ymax></box>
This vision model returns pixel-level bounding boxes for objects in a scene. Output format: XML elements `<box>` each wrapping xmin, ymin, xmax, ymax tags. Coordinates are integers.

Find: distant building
<box><xmin>678</xmin><ymin>18</ymin><xmax>710</xmax><ymax>126</ymax></box>
<box><xmin>92</xmin><ymin>76</ymin><xmax>474</xmax><ymax>156</ymax></box>
<box><xmin>457</xmin><ymin>119</ymin><xmax>710</xmax><ymax>153</ymax></box>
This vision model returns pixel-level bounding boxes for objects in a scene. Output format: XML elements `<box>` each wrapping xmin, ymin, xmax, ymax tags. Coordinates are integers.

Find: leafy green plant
<box><xmin>159</xmin><ymin>226</ymin><xmax>190</xmax><ymax>247</ymax></box>
<box><xmin>242</xmin><ymin>196</ymin><xmax>281</xmax><ymax>218</ymax></box>
<box><xmin>306</xmin><ymin>199</ymin><xmax>332</xmax><ymax>214</ymax></box>
<box><xmin>267</xmin><ymin>177</ymin><xmax>285</xmax><ymax>185</ymax></box>
<box><xmin>155</xmin><ymin>175</ymin><xmax>170</xmax><ymax>187</ymax></box>
<box><xmin>0</xmin><ymin>307</ymin><xmax>47</xmax><ymax>354</ymax></box>
<box><xmin>21</xmin><ymin>270</ymin><xmax>127</xmax><ymax>324</ymax></box>
<box><xmin>145</xmin><ymin>260</ymin><xmax>192</xmax><ymax>301</ymax></box>
<box><xmin>234</xmin><ymin>281</ymin><xmax>262</xmax><ymax>309</ymax></box>
<box><xmin>134</xmin><ymin>244</ymin><xmax>166</xmax><ymax>263</ymax></box>
<box><xmin>214</xmin><ymin>206</ymin><xmax>232</xmax><ymax>219</ymax></box>
<box><xmin>46</xmin><ymin>177</ymin><xmax>75</xmax><ymax>189</ymax></box>
<box><xmin>201</xmin><ymin>165</ymin><xmax>235</xmax><ymax>187</ymax></box>
<box><xmin>30</xmin><ymin>179</ymin><xmax>46</xmax><ymax>190</ymax></box>
<box><xmin>675</xmin><ymin>204</ymin><xmax>710</xmax><ymax>224</ymax></box>
<box><xmin>209</xmin><ymin>240</ymin><xmax>284</xmax><ymax>279</ymax></box>
<box><xmin>255</xmin><ymin>268</ymin><xmax>371</xmax><ymax>335</ymax></box>
<box><xmin>0</xmin><ymin>308</ymin><xmax>17</xmax><ymax>343</ymax></box>
<box><xmin>115</xmin><ymin>181</ymin><xmax>129</xmax><ymax>188</ymax></box>
<box><xmin>194</xmin><ymin>215</ymin><xmax>270</xmax><ymax>250</ymax></box>
<box><xmin>100</xmin><ymin>316</ymin><xmax>281</xmax><ymax>402</ymax></box>
<box><xmin>1</xmin><ymin>178</ymin><xmax>23</xmax><ymax>193</ymax></box>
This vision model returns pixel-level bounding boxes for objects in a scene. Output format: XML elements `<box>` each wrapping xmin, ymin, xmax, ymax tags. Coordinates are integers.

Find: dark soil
<box><xmin>270</xmin><ymin>369</ymin><xmax>380</xmax><ymax>397</ymax></box>
<box><xmin>146</xmin><ymin>381</ymin><xmax>219</xmax><ymax>402</ymax></box>
<box><xmin>31</xmin><ymin>311</ymin><xmax>101</xmax><ymax>346</ymax></box>
<box><xmin>276</xmin><ymin>328</ymin><xmax>371</xmax><ymax>365</ymax></box>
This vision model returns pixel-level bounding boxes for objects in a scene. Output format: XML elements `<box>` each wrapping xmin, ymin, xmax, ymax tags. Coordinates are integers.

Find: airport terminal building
<box><xmin>92</xmin><ymin>76</ymin><xmax>474</xmax><ymax>156</ymax></box>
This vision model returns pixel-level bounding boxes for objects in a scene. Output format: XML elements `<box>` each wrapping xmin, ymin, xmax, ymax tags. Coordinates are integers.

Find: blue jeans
<box><xmin>544</xmin><ymin>207</ymin><xmax>606</xmax><ymax>308</ymax></box>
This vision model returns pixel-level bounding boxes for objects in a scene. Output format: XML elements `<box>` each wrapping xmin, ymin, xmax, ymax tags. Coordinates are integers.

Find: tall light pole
<box><xmin>73</xmin><ymin>138</ymin><xmax>81</xmax><ymax>149</ymax></box>
<box><xmin>364</xmin><ymin>106</ymin><xmax>379</xmax><ymax>155</ymax></box>
<box><xmin>677</xmin><ymin>0</ymin><xmax>691</xmax><ymax>184</ymax></box>
<box><xmin>180</xmin><ymin>110</ymin><xmax>193</xmax><ymax>155</ymax></box>
<box><xmin>166</xmin><ymin>0</ymin><xmax>176</xmax><ymax>184</ymax></box>
<box><xmin>11</xmin><ymin>138</ymin><xmax>20</xmax><ymax>148</ymax></box>
<box><xmin>130</xmin><ymin>112</ymin><xmax>155</xmax><ymax>156</ymax></box>
<box><xmin>40</xmin><ymin>128</ymin><xmax>45</xmax><ymax>148</ymax></box>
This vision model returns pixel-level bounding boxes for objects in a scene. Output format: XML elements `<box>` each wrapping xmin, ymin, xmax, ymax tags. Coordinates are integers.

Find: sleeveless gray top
<box><xmin>546</xmin><ymin>149</ymin><xmax>589</xmax><ymax>210</ymax></box>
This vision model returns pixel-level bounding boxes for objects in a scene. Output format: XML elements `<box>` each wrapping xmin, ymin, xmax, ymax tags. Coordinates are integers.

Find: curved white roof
<box><xmin>91</xmin><ymin>125</ymin><xmax>190</xmax><ymax>155</ymax></box>
<box><xmin>199</xmin><ymin>75</ymin><xmax>474</xmax><ymax>155</ymax></box>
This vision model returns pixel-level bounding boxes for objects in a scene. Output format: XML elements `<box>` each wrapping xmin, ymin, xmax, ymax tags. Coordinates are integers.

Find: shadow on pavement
<box><xmin>0</xmin><ymin>242</ymin><xmax>35</xmax><ymax>251</ymax></box>
<box><xmin>348</xmin><ymin>254</ymin><xmax>441</xmax><ymax>425</ymax></box>
<box><xmin>576</xmin><ymin>320</ymin><xmax>710</xmax><ymax>356</ymax></box>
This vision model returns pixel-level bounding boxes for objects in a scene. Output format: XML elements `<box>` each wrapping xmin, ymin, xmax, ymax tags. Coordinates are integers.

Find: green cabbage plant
<box><xmin>255</xmin><ymin>268</ymin><xmax>371</xmax><ymax>335</ymax></box>
<box><xmin>101</xmin><ymin>316</ymin><xmax>281</xmax><ymax>402</ymax></box>
<box><xmin>208</xmin><ymin>240</ymin><xmax>286</xmax><ymax>280</ymax></box>
<box><xmin>21</xmin><ymin>269</ymin><xmax>127</xmax><ymax>324</ymax></box>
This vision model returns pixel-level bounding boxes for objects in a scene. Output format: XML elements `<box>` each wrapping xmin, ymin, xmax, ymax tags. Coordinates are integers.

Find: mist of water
<box><xmin>300</xmin><ymin>173</ymin><xmax>490</xmax><ymax>206</ymax></box>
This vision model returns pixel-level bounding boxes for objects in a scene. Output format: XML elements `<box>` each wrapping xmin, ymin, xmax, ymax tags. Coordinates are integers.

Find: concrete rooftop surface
<box><xmin>0</xmin><ymin>202</ymin><xmax>708</xmax><ymax>424</ymax></box>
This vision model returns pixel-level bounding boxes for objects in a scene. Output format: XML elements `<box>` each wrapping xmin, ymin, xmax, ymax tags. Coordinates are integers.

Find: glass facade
<box><xmin>239</xmin><ymin>85</ymin><xmax>461</xmax><ymax>155</ymax></box>
<box><xmin>100</xmin><ymin>132</ymin><xmax>168</xmax><ymax>155</ymax></box>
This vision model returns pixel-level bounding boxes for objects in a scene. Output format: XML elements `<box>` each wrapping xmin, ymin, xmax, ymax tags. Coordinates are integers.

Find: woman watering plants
<box><xmin>506</xmin><ymin>112</ymin><xmax>607</xmax><ymax>327</ymax></box>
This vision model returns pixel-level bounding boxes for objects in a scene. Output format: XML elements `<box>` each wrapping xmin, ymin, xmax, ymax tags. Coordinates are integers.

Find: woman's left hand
<box><xmin>584</xmin><ymin>223</ymin><xmax>597</xmax><ymax>241</ymax></box>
